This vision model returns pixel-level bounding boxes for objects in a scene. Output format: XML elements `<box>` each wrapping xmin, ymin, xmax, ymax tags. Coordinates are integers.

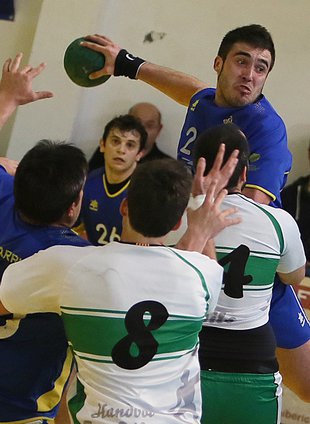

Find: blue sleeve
<box><xmin>270</xmin><ymin>276</ymin><xmax>310</xmax><ymax>348</ymax></box>
<box><xmin>244</xmin><ymin>110</ymin><xmax>291</xmax><ymax>208</ymax></box>
<box><xmin>0</xmin><ymin>166</ymin><xmax>14</xmax><ymax>201</ymax></box>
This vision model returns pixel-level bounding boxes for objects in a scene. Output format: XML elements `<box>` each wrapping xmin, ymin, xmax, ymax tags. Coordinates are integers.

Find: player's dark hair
<box><xmin>127</xmin><ymin>158</ymin><xmax>192</xmax><ymax>237</ymax></box>
<box><xmin>218</xmin><ymin>24</ymin><xmax>275</xmax><ymax>71</ymax></box>
<box><xmin>14</xmin><ymin>140</ymin><xmax>88</xmax><ymax>225</ymax></box>
<box><xmin>192</xmin><ymin>123</ymin><xmax>250</xmax><ymax>190</ymax></box>
<box><xmin>102</xmin><ymin>114</ymin><xmax>147</xmax><ymax>152</ymax></box>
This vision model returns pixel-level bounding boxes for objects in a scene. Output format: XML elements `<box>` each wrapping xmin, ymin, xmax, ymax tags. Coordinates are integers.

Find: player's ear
<box><xmin>120</xmin><ymin>198</ymin><xmax>129</xmax><ymax>217</ymax></box>
<box><xmin>136</xmin><ymin>150</ymin><xmax>144</xmax><ymax>162</ymax></box>
<box><xmin>241</xmin><ymin>166</ymin><xmax>247</xmax><ymax>183</ymax></box>
<box><xmin>213</xmin><ymin>56</ymin><xmax>223</xmax><ymax>74</ymax></box>
<box><xmin>171</xmin><ymin>218</ymin><xmax>182</xmax><ymax>231</ymax></box>
<box><xmin>99</xmin><ymin>138</ymin><xmax>105</xmax><ymax>153</ymax></box>
<box><xmin>67</xmin><ymin>205</ymin><xmax>75</xmax><ymax>217</ymax></box>
<box><xmin>67</xmin><ymin>190</ymin><xmax>83</xmax><ymax>217</ymax></box>
<box><xmin>157</xmin><ymin>123</ymin><xmax>163</xmax><ymax>135</ymax></box>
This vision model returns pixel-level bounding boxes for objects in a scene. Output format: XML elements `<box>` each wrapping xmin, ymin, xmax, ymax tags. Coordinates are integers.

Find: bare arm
<box><xmin>191</xmin><ymin>145</ymin><xmax>239</xmax><ymax>197</ymax></box>
<box><xmin>176</xmin><ymin>145</ymin><xmax>240</xmax><ymax>252</ymax></box>
<box><xmin>277</xmin><ymin>266</ymin><xmax>305</xmax><ymax>286</ymax></box>
<box><xmin>202</xmin><ymin>239</ymin><xmax>217</xmax><ymax>260</ymax></box>
<box><xmin>81</xmin><ymin>34</ymin><xmax>207</xmax><ymax>106</ymax></box>
<box><xmin>277</xmin><ymin>340</ymin><xmax>310</xmax><ymax>402</ymax></box>
<box><xmin>176</xmin><ymin>183</ymin><xmax>241</xmax><ymax>252</ymax></box>
<box><xmin>137</xmin><ymin>62</ymin><xmax>207</xmax><ymax>106</ymax></box>
<box><xmin>0</xmin><ymin>53</ymin><xmax>53</xmax><ymax>130</ymax></box>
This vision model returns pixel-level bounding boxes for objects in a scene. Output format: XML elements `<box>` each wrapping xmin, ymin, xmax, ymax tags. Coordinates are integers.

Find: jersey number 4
<box><xmin>218</xmin><ymin>244</ymin><xmax>253</xmax><ymax>298</ymax></box>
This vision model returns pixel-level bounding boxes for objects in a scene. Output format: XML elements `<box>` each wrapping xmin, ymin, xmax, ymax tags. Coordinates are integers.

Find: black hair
<box><xmin>14</xmin><ymin>140</ymin><xmax>88</xmax><ymax>225</ymax></box>
<box><xmin>127</xmin><ymin>158</ymin><xmax>192</xmax><ymax>237</ymax></box>
<box><xmin>218</xmin><ymin>24</ymin><xmax>275</xmax><ymax>71</ymax></box>
<box><xmin>192</xmin><ymin>123</ymin><xmax>249</xmax><ymax>190</ymax></box>
<box><xmin>102</xmin><ymin>114</ymin><xmax>147</xmax><ymax>152</ymax></box>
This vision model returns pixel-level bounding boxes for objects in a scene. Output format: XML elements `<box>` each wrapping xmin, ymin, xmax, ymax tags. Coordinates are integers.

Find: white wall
<box><xmin>2</xmin><ymin>0</ymin><xmax>310</xmax><ymax>182</ymax></box>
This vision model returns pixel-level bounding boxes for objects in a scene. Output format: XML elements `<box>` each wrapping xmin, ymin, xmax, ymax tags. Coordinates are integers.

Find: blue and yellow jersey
<box><xmin>80</xmin><ymin>168</ymin><xmax>129</xmax><ymax>246</ymax></box>
<box><xmin>0</xmin><ymin>166</ymin><xmax>90</xmax><ymax>422</ymax></box>
<box><xmin>178</xmin><ymin>88</ymin><xmax>292</xmax><ymax>208</ymax></box>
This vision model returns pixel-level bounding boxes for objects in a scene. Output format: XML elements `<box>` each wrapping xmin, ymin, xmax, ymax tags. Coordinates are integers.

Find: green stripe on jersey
<box><xmin>61</xmin><ymin>311</ymin><xmax>202</xmax><ymax>360</ymax></box>
<box><xmin>216</xmin><ymin>250</ymin><xmax>279</xmax><ymax>287</ymax></box>
<box><xmin>68</xmin><ymin>379</ymin><xmax>86</xmax><ymax>424</ymax></box>
<box><xmin>239</xmin><ymin>195</ymin><xmax>285</xmax><ymax>254</ymax></box>
<box><xmin>166</xmin><ymin>247</ymin><xmax>209</xmax><ymax>295</ymax></box>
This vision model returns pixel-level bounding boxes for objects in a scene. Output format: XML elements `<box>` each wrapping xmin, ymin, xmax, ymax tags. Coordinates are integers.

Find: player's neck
<box><xmin>19</xmin><ymin>212</ymin><xmax>71</xmax><ymax>228</ymax></box>
<box><xmin>121</xmin><ymin>223</ymin><xmax>166</xmax><ymax>246</ymax></box>
<box><xmin>227</xmin><ymin>173</ymin><xmax>246</xmax><ymax>195</ymax></box>
<box><xmin>228</xmin><ymin>188</ymin><xmax>243</xmax><ymax>195</ymax></box>
<box><xmin>104</xmin><ymin>163</ymin><xmax>136</xmax><ymax>184</ymax></box>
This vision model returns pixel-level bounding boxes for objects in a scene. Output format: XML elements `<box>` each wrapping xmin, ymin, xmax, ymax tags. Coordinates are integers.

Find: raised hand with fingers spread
<box><xmin>0</xmin><ymin>52</ymin><xmax>53</xmax><ymax>130</ymax></box>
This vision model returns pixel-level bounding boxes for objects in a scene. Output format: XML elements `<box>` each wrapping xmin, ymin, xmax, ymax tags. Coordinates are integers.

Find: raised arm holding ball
<box><xmin>80</xmin><ymin>25</ymin><xmax>310</xmax><ymax>402</ymax></box>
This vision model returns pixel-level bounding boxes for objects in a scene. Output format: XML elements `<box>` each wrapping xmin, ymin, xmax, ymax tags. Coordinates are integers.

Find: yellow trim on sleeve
<box><xmin>244</xmin><ymin>184</ymin><xmax>276</xmax><ymax>201</ymax></box>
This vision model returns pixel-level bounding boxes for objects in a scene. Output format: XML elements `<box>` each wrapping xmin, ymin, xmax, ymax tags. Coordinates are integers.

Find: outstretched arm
<box><xmin>176</xmin><ymin>181</ymin><xmax>241</xmax><ymax>253</ymax></box>
<box><xmin>137</xmin><ymin>62</ymin><xmax>207</xmax><ymax>106</ymax></box>
<box><xmin>0</xmin><ymin>53</ymin><xmax>53</xmax><ymax>130</ymax></box>
<box><xmin>81</xmin><ymin>34</ymin><xmax>207</xmax><ymax>106</ymax></box>
<box><xmin>191</xmin><ymin>144</ymin><xmax>239</xmax><ymax>197</ymax></box>
<box><xmin>165</xmin><ymin>144</ymin><xmax>240</xmax><ymax>252</ymax></box>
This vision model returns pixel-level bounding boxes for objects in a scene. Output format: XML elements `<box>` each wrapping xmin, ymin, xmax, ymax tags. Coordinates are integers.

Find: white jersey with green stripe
<box><xmin>0</xmin><ymin>242</ymin><xmax>222</xmax><ymax>423</ymax></box>
<box><xmin>205</xmin><ymin>193</ymin><xmax>305</xmax><ymax>330</ymax></box>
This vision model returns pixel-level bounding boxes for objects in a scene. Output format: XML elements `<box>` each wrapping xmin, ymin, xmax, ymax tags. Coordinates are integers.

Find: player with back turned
<box><xmin>0</xmin><ymin>53</ymin><xmax>89</xmax><ymax>423</ymax></box>
<box><xmin>192</xmin><ymin>124</ymin><xmax>305</xmax><ymax>424</ymax></box>
<box><xmin>0</xmin><ymin>156</ymin><xmax>241</xmax><ymax>424</ymax></box>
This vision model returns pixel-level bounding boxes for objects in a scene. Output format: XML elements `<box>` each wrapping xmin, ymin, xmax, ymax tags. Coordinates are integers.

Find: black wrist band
<box><xmin>114</xmin><ymin>49</ymin><xmax>146</xmax><ymax>79</ymax></box>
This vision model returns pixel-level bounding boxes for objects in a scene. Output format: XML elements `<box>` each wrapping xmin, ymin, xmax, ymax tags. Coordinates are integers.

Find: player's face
<box><xmin>101</xmin><ymin>128</ymin><xmax>143</xmax><ymax>178</ymax></box>
<box><xmin>214</xmin><ymin>42</ymin><xmax>272</xmax><ymax>107</ymax></box>
<box><xmin>131</xmin><ymin>105</ymin><xmax>162</xmax><ymax>154</ymax></box>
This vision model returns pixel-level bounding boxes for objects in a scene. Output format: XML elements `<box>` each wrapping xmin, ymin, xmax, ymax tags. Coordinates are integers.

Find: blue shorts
<box><xmin>269</xmin><ymin>276</ymin><xmax>310</xmax><ymax>348</ymax></box>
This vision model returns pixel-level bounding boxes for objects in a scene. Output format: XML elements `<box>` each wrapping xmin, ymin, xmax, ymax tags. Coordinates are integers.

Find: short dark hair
<box><xmin>102</xmin><ymin>114</ymin><xmax>147</xmax><ymax>152</ymax></box>
<box><xmin>127</xmin><ymin>158</ymin><xmax>192</xmax><ymax>237</ymax></box>
<box><xmin>218</xmin><ymin>24</ymin><xmax>275</xmax><ymax>71</ymax></box>
<box><xmin>14</xmin><ymin>140</ymin><xmax>88</xmax><ymax>225</ymax></box>
<box><xmin>192</xmin><ymin>123</ymin><xmax>250</xmax><ymax>190</ymax></box>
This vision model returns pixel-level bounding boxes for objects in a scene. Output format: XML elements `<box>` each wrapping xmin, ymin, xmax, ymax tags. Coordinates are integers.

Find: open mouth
<box><xmin>238</xmin><ymin>85</ymin><xmax>251</xmax><ymax>94</ymax></box>
<box><xmin>113</xmin><ymin>157</ymin><xmax>125</xmax><ymax>163</ymax></box>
